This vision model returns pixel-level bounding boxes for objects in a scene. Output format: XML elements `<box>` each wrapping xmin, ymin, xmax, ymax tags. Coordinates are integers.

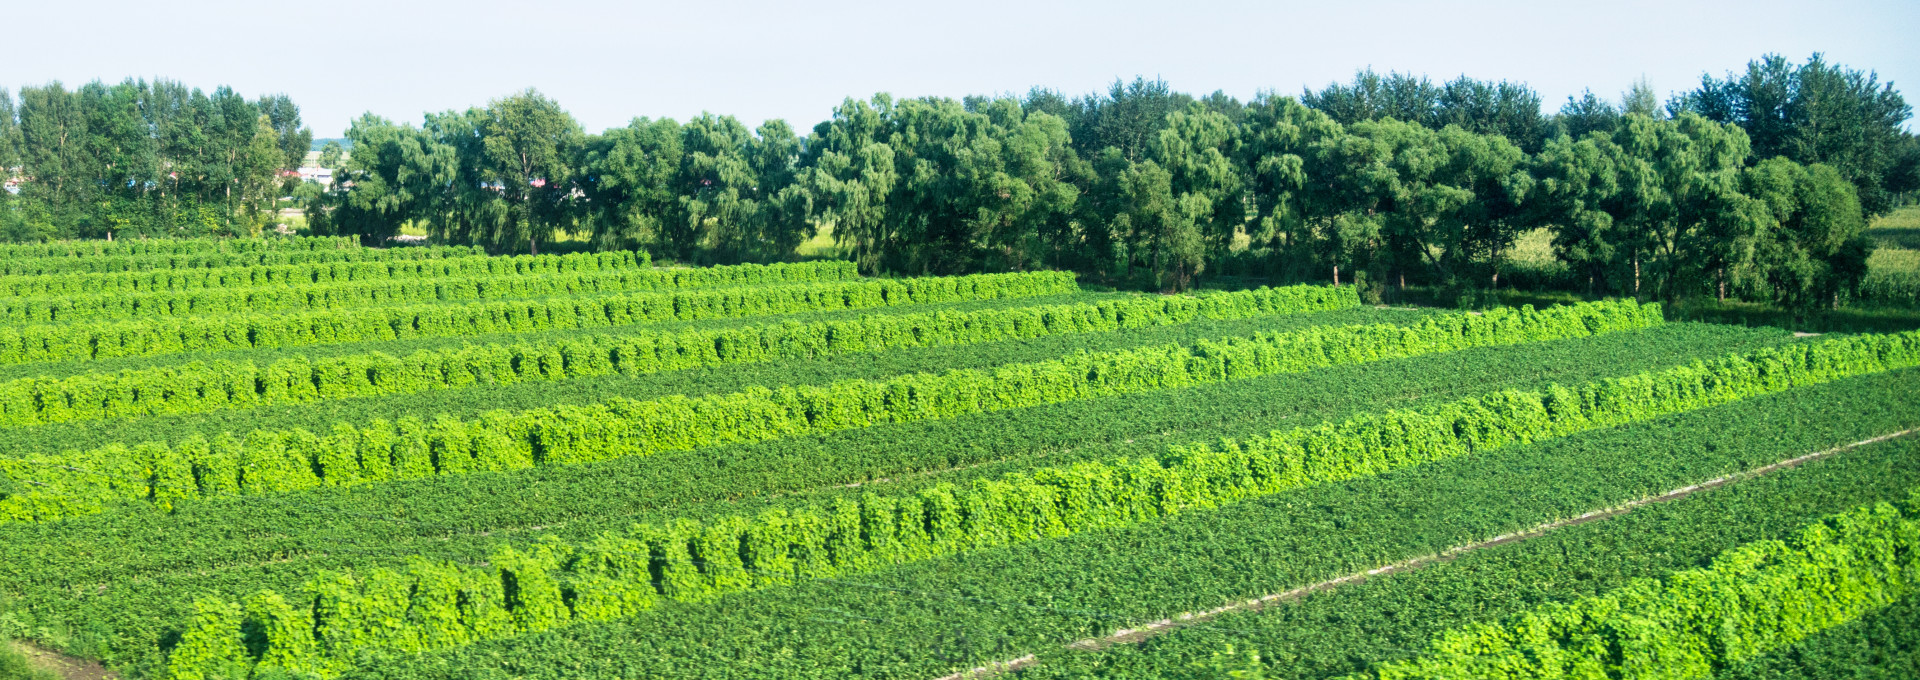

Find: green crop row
<box><xmin>1350</xmin><ymin>493</ymin><xmax>1920</xmax><ymax>680</ymax></box>
<box><xmin>0</xmin><ymin>271</ymin><xmax>1072</xmax><ymax>366</ymax></box>
<box><xmin>1717</xmin><ymin>595</ymin><xmax>1920</xmax><ymax>679</ymax></box>
<box><xmin>156</xmin><ymin>327</ymin><xmax>1917</xmax><ymax>680</ymax></box>
<box><xmin>0</xmin><ymin>245</ymin><xmax>488</xmax><ymax>277</ymax></box>
<box><xmin>0</xmin><ymin>250</ymin><xmax>652</xmax><ymax>298</ymax></box>
<box><xmin>1859</xmin><ymin>270</ymin><xmax>1920</xmax><ymax>308</ymax></box>
<box><xmin>0</xmin><ymin>260</ymin><xmax>857</xmax><ymax>325</ymax></box>
<box><xmin>0</xmin><ymin>301</ymin><xmax>1651</xmax><ymax>525</ymax></box>
<box><xmin>0</xmin><ymin>320</ymin><xmax>1779</xmax><ymax>669</ymax></box>
<box><xmin>0</xmin><ymin>285</ymin><xmax>1355</xmax><ymax>428</ymax></box>
<box><xmin>377</xmin><ymin>374</ymin><xmax>1918</xmax><ymax>680</ymax></box>
<box><xmin>0</xmin><ymin>235</ymin><xmax>360</xmax><ymax>260</ymax></box>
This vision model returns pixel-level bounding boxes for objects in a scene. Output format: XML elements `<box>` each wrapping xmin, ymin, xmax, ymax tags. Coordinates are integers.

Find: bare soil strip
<box><xmin>932</xmin><ymin>427</ymin><xmax>1920</xmax><ymax>680</ymax></box>
<box><xmin>9</xmin><ymin>640</ymin><xmax>116</xmax><ymax>680</ymax></box>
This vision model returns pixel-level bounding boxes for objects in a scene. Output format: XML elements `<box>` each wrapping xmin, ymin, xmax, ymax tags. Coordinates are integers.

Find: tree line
<box><xmin>3</xmin><ymin>54</ymin><xmax>1915</xmax><ymax>309</ymax></box>
<box><xmin>0</xmin><ymin>79</ymin><xmax>311</xmax><ymax>241</ymax></box>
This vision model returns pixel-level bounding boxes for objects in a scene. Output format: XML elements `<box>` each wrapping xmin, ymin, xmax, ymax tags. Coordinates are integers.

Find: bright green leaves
<box><xmin>1361</xmin><ymin>498</ymin><xmax>1920</xmax><ymax>679</ymax></box>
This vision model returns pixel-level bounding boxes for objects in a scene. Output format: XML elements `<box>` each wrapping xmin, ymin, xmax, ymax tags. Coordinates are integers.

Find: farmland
<box><xmin>2</xmin><ymin>236</ymin><xmax>1919</xmax><ymax>680</ymax></box>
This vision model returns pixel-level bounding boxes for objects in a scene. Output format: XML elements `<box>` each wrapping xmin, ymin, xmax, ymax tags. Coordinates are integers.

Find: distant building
<box><xmin>298</xmin><ymin>166</ymin><xmax>335</xmax><ymax>188</ymax></box>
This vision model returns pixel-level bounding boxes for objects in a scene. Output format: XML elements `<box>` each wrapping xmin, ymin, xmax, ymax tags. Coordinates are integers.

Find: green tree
<box><xmin>582</xmin><ymin>116</ymin><xmax>682</xmax><ymax>254</ymax></box>
<box><xmin>238</xmin><ymin>114</ymin><xmax>287</xmax><ymax>232</ymax></box>
<box><xmin>476</xmin><ymin>89</ymin><xmax>583</xmax><ymax>254</ymax></box>
<box><xmin>311</xmin><ymin>114</ymin><xmax>455</xmax><ymax>244</ymax></box>
<box><xmin>1675</xmin><ymin>53</ymin><xmax>1918</xmax><ymax>216</ymax></box>
<box><xmin>1236</xmin><ymin>95</ymin><xmax>1346</xmax><ymax>282</ymax></box>
<box><xmin>1147</xmin><ymin>102</ymin><xmax>1244</xmax><ymax>259</ymax></box>
<box><xmin>318</xmin><ymin>140</ymin><xmax>344</xmax><ymax>170</ymax></box>
<box><xmin>16</xmin><ymin>82</ymin><xmax>94</xmax><ymax>226</ymax></box>
<box><xmin>1304</xmin><ymin>69</ymin><xmax>1441</xmax><ymax>128</ymax></box>
<box><xmin>1067</xmin><ymin>77</ymin><xmax>1193</xmax><ymax>162</ymax></box>
<box><xmin>1555</xmin><ymin>90</ymin><xmax>1621</xmax><ymax>139</ymax></box>
<box><xmin>1621</xmin><ymin>77</ymin><xmax>1662</xmax><ymax>118</ymax></box>
<box><xmin>1532</xmin><ymin>128</ymin><xmax>1625</xmax><ymax>295</ymax></box>
<box><xmin>256</xmin><ymin>93</ymin><xmax>313</xmax><ymax>174</ymax></box>
<box><xmin>1743</xmin><ymin>158</ymin><xmax>1871</xmax><ymax>311</ymax></box>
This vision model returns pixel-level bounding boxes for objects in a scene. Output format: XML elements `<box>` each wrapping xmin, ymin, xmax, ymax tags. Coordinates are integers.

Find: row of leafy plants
<box><xmin>0</xmin><ymin>317</ymin><xmax>1773</xmax><ymax>666</ymax></box>
<box><xmin>0</xmin><ymin>300</ymin><xmax>1656</xmax><ymax>524</ymax></box>
<box><xmin>1010</xmin><ymin>413</ymin><xmax>1920</xmax><ymax>680</ymax></box>
<box><xmin>1346</xmin><ymin>493</ymin><xmax>1920</xmax><ymax>679</ymax></box>
<box><xmin>157</xmin><ymin>327</ymin><xmax>1920</xmax><ymax>679</ymax></box>
<box><xmin>0</xmin><ymin>261</ymin><xmax>860</xmax><ymax>325</ymax></box>
<box><xmin>1717</xmin><ymin>593</ymin><xmax>1920</xmax><ymax>679</ymax></box>
<box><xmin>0</xmin><ymin>285</ymin><xmax>1356</xmax><ymax>428</ymax></box>
<box><xmin>1859</xmin><ymin>270</ymin><xmax>1920</xmax><ymax>308</ymax></box>
<box><xmin>0</xmin><ymin>250</ymin><xmax>654</xmax><ymax>298</ymax></box>
<box><xmin>0</xmin><ymin>245</ymin><xmax>488</xmax><ymax>277</ymax></box>
<box><xmin>0</xmin><ymin>235</ymin><xmax>359</xmax><ymax>259</ymax></box>
<box><xmin>0</xmin><ymin>271</ymin><xmax>1076</xmax><ymax>366</ymax></box>
<box><xmin>343</xmin><ymin>371</ymin><xmax>1920</xmax><ymax>680</ymax></box>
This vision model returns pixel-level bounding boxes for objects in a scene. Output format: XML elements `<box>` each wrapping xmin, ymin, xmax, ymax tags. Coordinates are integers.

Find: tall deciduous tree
<box><xmin>313</xmin><ymin>113</ymin><xmax>456</xmax><ymax>244</ymax></box>
<box><xmin>1675</xmin><ymin>53</ymin><xmax>1919</xmax><ymax>217</ymax></box>
<box><xmin>582</xmin><ymin>116</ymin><xmax>682</xmax><ymax>253</ymax></box>
<box><xmin>1067</xmin><ymin>77</ymin><xmax>1192</xmax><ymax>162</ymax></box>
<box><xmin>1743</xmin><ymin>158</ymin><xmax>1871</xmax><ymax>311</ymax></box>
<box><xmin>1148</xmin><ymin>102</ymin><xmax>1244</xmax><ymax>259</ymax></box>
<box><xmin>805</xmin><ymin>95</ymin><xmax>897</xmax><ymax>273</ymax></box>
<box><xmin>477</xmin><ymin>89</ymin><xmax>583</xmax><ymax>254</ymax></box>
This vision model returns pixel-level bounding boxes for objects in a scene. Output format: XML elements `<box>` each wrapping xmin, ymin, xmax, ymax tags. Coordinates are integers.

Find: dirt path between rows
<box><xmin>933</xmin><ymin>427</ymin><xmax>1920</xmax><ymax>680</ymax></box>
<box><xmin>9</xmin><ymin>640</ymin><xmax>115</xmax><ymax>680</ymax></box>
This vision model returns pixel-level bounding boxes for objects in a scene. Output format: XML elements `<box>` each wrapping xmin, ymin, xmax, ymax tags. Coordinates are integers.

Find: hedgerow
<box><xmin>0</xmin><ymin>250</ymin><xmax>653</xmax><ymax>297</ymax></box>
<box><xmin>1351</xmin><ymin>494</ymin><xmax>1920</xmax><ymax>679</ymax></box>
<box><xmin>0</xmin><ymin>270</ymin><xmax>1071</xmax><ymax>366</ymax></box>
<box><xmin>0</xmin><ymin>245</ymin><xmax>488</xmax><ymax>276</ymax></box>
<box><xmin>0</xmin><ymin>318</ymin><xmax>1785</xmax><ymax>673</ymax></box>
<box><xmin>0</xmin><ymin>260</ymin><xmax>863</xmax><ymax>324</ymax></box>
<box><xmin>157</xmin><ymin>326</ymin><xmax>1920</xmax><ymax>679</ymax></box>
<box><xmin>0</xmin><ymin>235</ymin><xmax>359</xmax><ymax>259</ymax></box>
<box><xmin>0</xmin><ymin>300</ymin><xmax>1653</xmax><ymax>523</ymax></box>
<box><xmin>0</xmin><ymin>284</ymin><xmax>1353</xmax><ymax>428</ymax></box>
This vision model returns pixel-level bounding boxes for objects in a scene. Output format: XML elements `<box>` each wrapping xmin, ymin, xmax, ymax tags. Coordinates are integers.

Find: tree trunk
<box><xmin>1718</xmin><ymin>267</ymin><xmax>1726</xmax><ymax>302</ymax></box>
<box><xmin>1333</xmin><ymin>265</ymin><xmax>1340</xmax><ymax>287</ymax></box>
<box><xmin>1633</xmin><ymin>255</ymin><xmax>1641</xmax><ymax>299</ymax></box>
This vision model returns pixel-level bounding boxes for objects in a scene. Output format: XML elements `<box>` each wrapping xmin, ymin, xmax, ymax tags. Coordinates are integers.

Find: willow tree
<box><xmin>477</xmin><ymin>89</ymin><xmax>583</xmax><ymax>254</ymax></box>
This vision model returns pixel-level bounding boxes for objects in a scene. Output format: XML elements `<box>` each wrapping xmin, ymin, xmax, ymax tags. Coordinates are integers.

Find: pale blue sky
<box><xmin>9</xmin><ymin>0</ymin><xmax>1917</xmax><ymax>137</ymax></box>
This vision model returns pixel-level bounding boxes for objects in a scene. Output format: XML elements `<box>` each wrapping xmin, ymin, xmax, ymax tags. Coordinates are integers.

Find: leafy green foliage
<box><xmin>0</xmin><ymin>300</ymin><xmax>1646</xmax><ymax>524</ymax></box>
<box><xmin>0</xmin><ymin>244</ymin><xmax>485</xmax><ymax>277</ymax></box>
<box><xmin>161</xmin><ymin>318</ymin><xmax>1907</xmax><ymax>679</ymax></box>
<box><xmin>0</xmin><ymin>644</ymin><xmax>59</xmax><ymax>680</ymax></box>
<box><xmin>0</xmin><ymin>271</ymin><xmax>1074</xmax><ymax>366</ymax></box>
<box><xmin>0</xmin><ymin>249</ymin><xmax>647</xmax><ymax>298</ymax></box>
<box><xmin>0</xmin><ymin>235</ymin><xmax>357</xmax><ymax>260</ymax></box>
<box><xmin>0</xmin><ymin>319</ymin><xmax>1773</xmax><ymax>674</ymax></box>
<box><xmin>0</xmin><ymin>259</ymin><xmax>861</xmax><ymax>324</ymax></box>
<box><xmin>1358</xmin><ymin>494</ymin><xmax>1920</xmax><ymax>679</ymax></box>
<box><xmin>1718</xmin><ymin>593</ymin><xmax>1920</xmax><ymax>679</ymax></box>
<box><xmin>0</xmin><ymin>284</ymin><xmax>1352</xmax><ymax>428</ymax></box>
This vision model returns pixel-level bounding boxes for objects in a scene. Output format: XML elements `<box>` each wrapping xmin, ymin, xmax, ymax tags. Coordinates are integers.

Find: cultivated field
<box><xmin>2</xmin><ymin>236</ymin><xmax>1919</xmax><ymax>680</ymax></box>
